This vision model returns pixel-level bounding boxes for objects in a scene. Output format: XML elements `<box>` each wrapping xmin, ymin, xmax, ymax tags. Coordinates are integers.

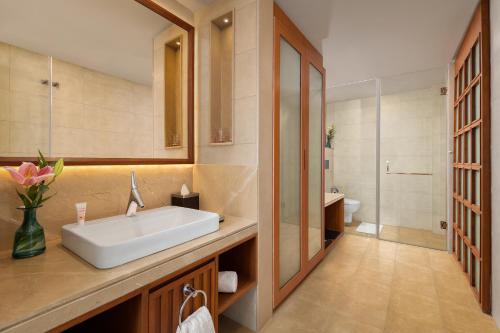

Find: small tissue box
<box><xmin>172</xmin><ymin>192</ymin><xmax>199</xmax><ymax>210</ymax></box>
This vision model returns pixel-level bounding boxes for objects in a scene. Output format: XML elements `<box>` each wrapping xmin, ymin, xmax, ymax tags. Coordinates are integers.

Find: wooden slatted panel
<box><xmin>452</xmin><ymin>0</ymin><xmax>490</xmax><ymax>313</ymax></box>
<box><xmin>148</xmin><ymin>261</ymin><xmax>216</xmax><ymax>333</ymax></box>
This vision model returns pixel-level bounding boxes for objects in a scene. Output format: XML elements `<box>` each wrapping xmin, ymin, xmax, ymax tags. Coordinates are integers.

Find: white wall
<box><xmin>490</xmin><ymin>0</ymin><xmax>500</xmax><ymax>324</ymax></box>
<box><xmin>330</xmin><ymin>86</ymin><xmax>447</xmax><ymax>233</ymax></box>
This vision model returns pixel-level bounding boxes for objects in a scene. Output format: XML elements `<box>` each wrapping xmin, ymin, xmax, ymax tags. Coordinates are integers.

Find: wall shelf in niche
<box><xmin>210</xmin><ymin>11</ymin><xmax>234</xmax><ymax>145</ymax></box>
<box><xmin>165</xmin><ymin>36</ymin><xmax>184</xmax><ymax>149</ymax></box>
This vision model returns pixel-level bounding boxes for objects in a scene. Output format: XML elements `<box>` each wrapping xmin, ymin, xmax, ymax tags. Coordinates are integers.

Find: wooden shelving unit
<box><xmin>218</xmin><ymin>277</ymin><xmax>256</xmax><ymax>314</ymax></box>
<box><xmin>217</xmin><ymin>236</ymin><xmax>257</xmax><ymax>315</ymax></box>
<box><xmin>325</xmin><ymin>198</ymin><xmax>344</xmax><ymax>252</ymax></box>
<box><xmin>51</xmin><ymin>234</ymin><xmax>258</xmax><ymax>333</ymax></box>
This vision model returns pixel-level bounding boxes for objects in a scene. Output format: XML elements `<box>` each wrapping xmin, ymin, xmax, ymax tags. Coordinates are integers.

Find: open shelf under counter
<box><xmin>218</xmin><ymin>276</ymin><xmax>257</xmax><ymax>314</ymax></box>
<box><xmin>216</xmin><ymin>235</ymin><xmax>257</xmax><ymax>315</ymax></box>
<box><xmin>324</xmin><ymin>193</ymin><xmax>345</xmax><ymax>251</ymax></box>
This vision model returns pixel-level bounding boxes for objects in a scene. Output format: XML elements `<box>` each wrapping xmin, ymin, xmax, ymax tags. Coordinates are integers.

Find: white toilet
<box><xmin>344</xmin><ymin>198</ymin><xmax>361</xmax><ymax>224</ymax></box>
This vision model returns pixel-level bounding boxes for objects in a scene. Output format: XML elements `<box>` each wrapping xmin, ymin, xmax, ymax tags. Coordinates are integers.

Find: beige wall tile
<box><xmin>52</xmin><ymin>59</ymin><xmax>84</xmax><ymax>103</ymax></box>
<box><xmin>83</xmin><ymin>104</ymin><xmax>134</xmax><ymax>134</ymax></box>
<box><xmin>0</xmin><ymin>42</ymin><xmax>9</xmax><ymax>91</ymax></box>
<box><xmin>52</xmin><ymin>99</ymin><xmax>85</xmax><ymax>129</ymax></box>
<box><xmin>234</xmin><ymin>96</ymin><xmax>257</xmax><ymax>144</ymax></box>
<box><xmin>234</xmin><ymin>49</ymin><xmax>257</xmax><ymax>99</ymax></box>
<box><xmin>0</xmin><ymin>89</ymin><xmax>9</xmax><ymax>121</ymax></box>
<box><xmin>9</xmin><ymin>122</ymin><xmax>49</xmax><ymax>155</ymax></box>
<box><xmin>193</xmin><ymin>164</ymin><xmax>257</xmax><ymax>220</ymax></box>
<box><xmin>82</xmin><ymin>69</ymin><xmax>133</xmax><ymax>113</ymax></box>
<box><xmin>10</xmin><ymin>46</ymin><xmax>50</xmax><ymax>97</ymax></box>
<box><xmin>0</xmin><ymin>165</ymin><xmax>193</xmax><ymax>242</ymax></box>
<box><xmin>51</xmin><ymin>127</ymin><xmax>88</xmax><ymax>157</ymax></box>
<box><xmin>197</xmin><ymin>143</ymin><xmax>257</xmax><ymax>165</ymax></box>
<box><xmin>0</xmin><ymin>120</ymin><xmax>9</xmax><ymax>153</ymax></box>
<box><xmin>235</xmin><ymin>2</ymin><xmax>257</xmax><ymax>54</ymax></box>
<box><xmin>10</xmin><ymin>92</ymin><xmax>49</xmax><ymax>126</ymax></box>
<box><xmin>1</xmin><ymin>41</ymin><xmax>155</xmax><ymax>159</ymax></box>
<box><xmin>132</xmin><ymin>85</ymin><xmax>153</xmax><ymax>115</ymax></box>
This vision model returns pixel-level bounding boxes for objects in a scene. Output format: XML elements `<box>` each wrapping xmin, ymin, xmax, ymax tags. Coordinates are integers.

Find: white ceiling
<box><xmin>276</xmin><ymin>0</ymin><xmax>479</xmax><ymax>102</ymax></box>
<box><xmin>176</xmin><ymin>0</ymin><xmax>215</xmax><ymax>13</ymax></box>
<box><xmin>0</xmin><ymin>0</ymin><xmax>171</xmax><ymax>86</ymax></box>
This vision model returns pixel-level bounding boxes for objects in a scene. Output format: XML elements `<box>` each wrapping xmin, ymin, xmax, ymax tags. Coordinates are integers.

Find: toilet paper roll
<box><xmin>218</xmin><ymin>271</ymin><xmax>238</xmax><ymax>293</ymax></box>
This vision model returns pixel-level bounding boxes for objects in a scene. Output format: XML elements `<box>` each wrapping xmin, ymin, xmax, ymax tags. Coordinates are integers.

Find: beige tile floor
<box><xmin>220</xmin><ymin>234</ymin><xmax>499</xmax><ymax>333</ymax></box>
<box><xmin>345</xmin><ymin>220</ymin><xmax>447</xmax><ymax>250</ymax></box>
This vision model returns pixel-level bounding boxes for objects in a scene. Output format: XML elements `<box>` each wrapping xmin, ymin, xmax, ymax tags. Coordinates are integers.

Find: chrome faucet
<box><xmin>126</xmin><ymin>171</ymin><xmax>145</xmax><ymax>217</ymax></box>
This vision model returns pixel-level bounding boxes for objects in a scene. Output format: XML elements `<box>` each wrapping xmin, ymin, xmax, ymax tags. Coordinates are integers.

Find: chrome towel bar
<box><xmin>386</xmin><ymin>171</ymin><xmax>433</xmax><ymax>176</ymax></box>
<box><xmin>385</xmin><ymin>160</ymin><xmax>432</xmax><ymax>176</ymax></box>
<box><xmin>179</xmin><ymin>284</ymin><xmax>208</xmax><ymax>325</ymax></box>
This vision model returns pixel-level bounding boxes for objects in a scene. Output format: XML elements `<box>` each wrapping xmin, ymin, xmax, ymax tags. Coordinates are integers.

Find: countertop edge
<box><xmin>324</xmin><ymin>193</ymin><xmax>345</xmax><ymax>207</ymax></box>
<box><xmin>1</xmin><ymin>218</ymin><xmax>257</xmax><ymax>333</ymax></box>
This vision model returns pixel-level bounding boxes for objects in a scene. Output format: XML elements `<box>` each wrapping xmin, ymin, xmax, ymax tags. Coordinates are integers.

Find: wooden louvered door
<box><xmin>452</xmin><ymin>0</ymin><xmax>491</xmax><ymax>313</ymax></box>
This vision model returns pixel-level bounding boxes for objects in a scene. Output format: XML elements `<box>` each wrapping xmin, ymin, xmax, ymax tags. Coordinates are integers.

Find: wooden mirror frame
<box><xmin>0</xmin><ymin>0</ymin><xmax>194</xmax><ymax>166</ymax></box>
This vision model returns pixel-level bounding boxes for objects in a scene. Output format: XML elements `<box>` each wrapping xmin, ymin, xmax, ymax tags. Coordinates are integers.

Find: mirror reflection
<box><xmin>0</xmin><ymin>0</ymin><xmax>190</xmax><ymax>160</ymax></box>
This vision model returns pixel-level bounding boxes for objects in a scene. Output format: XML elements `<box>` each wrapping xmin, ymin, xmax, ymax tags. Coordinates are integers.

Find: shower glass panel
<box><xmin>379</xmin><ymin>68</ymin><xmax>447</xmax><ymax>250</ymax></box>
<box><xmin>328</xmin><ymin>79</ymin><xmax>377</xmax><ymax>237</ymax></box>
<box><xmin>308</xmin><ymin>64</ymin><xmax>323</xmax><ymax>260</ymax></box>
<box><xmin>0</xmin><ymin>43</ymin><xmax>51</xmax><ymax>156</ymax></box>
<box><xmin>278</xmin><ymin>38</ymin><xmax>301</xmax><ymax>287</ymax></box>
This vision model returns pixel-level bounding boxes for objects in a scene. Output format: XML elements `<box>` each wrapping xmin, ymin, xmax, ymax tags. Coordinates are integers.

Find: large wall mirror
<box><xmin>0</xmin><ymin>0</ymin><xmax>194</xmax><ymax>165</ymax></box>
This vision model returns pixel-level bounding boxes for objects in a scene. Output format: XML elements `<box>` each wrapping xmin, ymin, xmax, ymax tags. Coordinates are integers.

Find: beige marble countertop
<box><xmin>0</xmin><ymin>215</ymin><xmax>257</xmax><ymax>333</ymax></box>
<box><xmin>324</xmin><ymin>192</ymin><xmax>344</xmax><ymax>207</ymax></box>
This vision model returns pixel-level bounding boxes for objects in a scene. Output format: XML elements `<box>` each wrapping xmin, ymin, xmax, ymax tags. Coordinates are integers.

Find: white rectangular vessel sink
<box><xmin>62</xmin><ymin>206</ymin><xmax>219</xmax><ymax>269</ymax></box>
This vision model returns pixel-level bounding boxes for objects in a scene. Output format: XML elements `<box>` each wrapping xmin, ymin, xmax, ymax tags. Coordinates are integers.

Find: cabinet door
<box><xmin>148</xmin><ymin>261</ymin><xmax>216</xmax><ymax>333</ymax></box>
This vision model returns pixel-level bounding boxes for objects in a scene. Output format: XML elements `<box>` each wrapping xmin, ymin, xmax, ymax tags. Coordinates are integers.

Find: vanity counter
<box><xmin>325</xmin><ymin>192</ymin><xmax>344</xmax><ymax>207</ymax></box>
<box><xmin>0</xmin><ymin>215</ymin><xmax>257</xmax><ymax>333</ymax></box>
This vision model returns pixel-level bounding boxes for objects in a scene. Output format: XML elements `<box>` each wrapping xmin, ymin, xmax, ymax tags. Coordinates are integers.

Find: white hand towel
<box><xmin>218</xmin><ymin>271</ymin><xmax>238</xmax><ymax>293</ymax></box>
<box><xmin>176</xmin><ymin>306</ymin><xmax>215</xmax><ymax>333</ymax></box>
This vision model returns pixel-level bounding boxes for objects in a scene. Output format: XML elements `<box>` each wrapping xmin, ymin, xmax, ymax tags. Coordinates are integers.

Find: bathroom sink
<box><xmin>62</xmin><ymin>206</ymin><xmax>219</xmax><ymax>269</ymax></box>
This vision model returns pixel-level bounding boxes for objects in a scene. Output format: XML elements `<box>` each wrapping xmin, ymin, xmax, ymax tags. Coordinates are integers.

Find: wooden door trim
<box><xmin>273</xmin><ymin>3</ymin><xmax>326</xmax><ymax>308</ymax></box>
<box><xmin>452</xmin><ymin>0</ymin><xmax>491</xmax><ymax>314</ymax></box>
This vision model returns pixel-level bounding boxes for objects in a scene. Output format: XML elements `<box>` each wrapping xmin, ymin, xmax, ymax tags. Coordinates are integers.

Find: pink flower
<box><xmin>4</xmin><ymin>163</ymin><xmax>54</xmax><ymax>186</ymax></box>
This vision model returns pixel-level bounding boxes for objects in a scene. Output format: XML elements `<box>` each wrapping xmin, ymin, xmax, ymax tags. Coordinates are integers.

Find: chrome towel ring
<box><xmin>178</xmin><ymin>284</ymin><xmax>208</xmax><ymax>326</ymax></box>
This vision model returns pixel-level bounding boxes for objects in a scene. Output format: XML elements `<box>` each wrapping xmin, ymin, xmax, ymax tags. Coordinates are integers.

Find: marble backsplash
<box><xmin>0</xmin><ymin>165</ymin><xmax>193</xmax><ymax>254</ymax></box>
<box><xmin>193</xmin><ymin>164</ymin><xmax>257</xmax><ymax>221</ymax></box>
<box><xmin>0</xmin><ymin>163</ymin><xmax>258</xmax><ymax>256</ymax></box>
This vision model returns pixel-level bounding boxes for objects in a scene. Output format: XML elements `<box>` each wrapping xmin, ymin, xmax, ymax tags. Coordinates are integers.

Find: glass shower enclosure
<box><xmin>328</xmin><ymin>68</ymin><xmax>448</xmax><ymax>250</ymax></box>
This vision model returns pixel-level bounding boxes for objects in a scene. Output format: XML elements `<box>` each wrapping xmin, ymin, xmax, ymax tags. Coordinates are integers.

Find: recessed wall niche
<box><xmin>165</xmin><ymin>36</ymin><xmax>183</xmax><ymax>148</ymax></box>
<box><xmin>210</xmin><ymin>11</ymin><xmax>234</xmax><ymax>144</ymax></box>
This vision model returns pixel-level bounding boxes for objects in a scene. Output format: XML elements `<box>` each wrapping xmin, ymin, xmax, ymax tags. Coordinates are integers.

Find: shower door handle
<box><xmin>385</xmin><ymin>160</ymin><xmax>390</xmax><ymax>174</ymax></box>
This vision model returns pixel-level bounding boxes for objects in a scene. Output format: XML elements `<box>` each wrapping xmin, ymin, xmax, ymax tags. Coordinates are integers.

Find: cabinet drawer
<box><xmin>148</xmin><ymin>261</ymin><xmax>216</xmax><ymax>333</ymax></box>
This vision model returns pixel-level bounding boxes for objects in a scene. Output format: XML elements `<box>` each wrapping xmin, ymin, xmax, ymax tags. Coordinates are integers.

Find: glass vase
<box><xmin>12</xmin><ymin>207</ymin><xmax>46</xmax><ymax>259</ymax></box>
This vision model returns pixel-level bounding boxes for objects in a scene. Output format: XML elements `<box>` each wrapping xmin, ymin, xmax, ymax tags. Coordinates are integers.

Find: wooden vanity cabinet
<box><xmin>51</xmin><ymin>235</ymin><xmax>257</xmax><ymax>333</ymax></box>
<box><xmin>148</xmin><ymin>261</ymin><xmax>217</xmax><ymax>333</ymax></box>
